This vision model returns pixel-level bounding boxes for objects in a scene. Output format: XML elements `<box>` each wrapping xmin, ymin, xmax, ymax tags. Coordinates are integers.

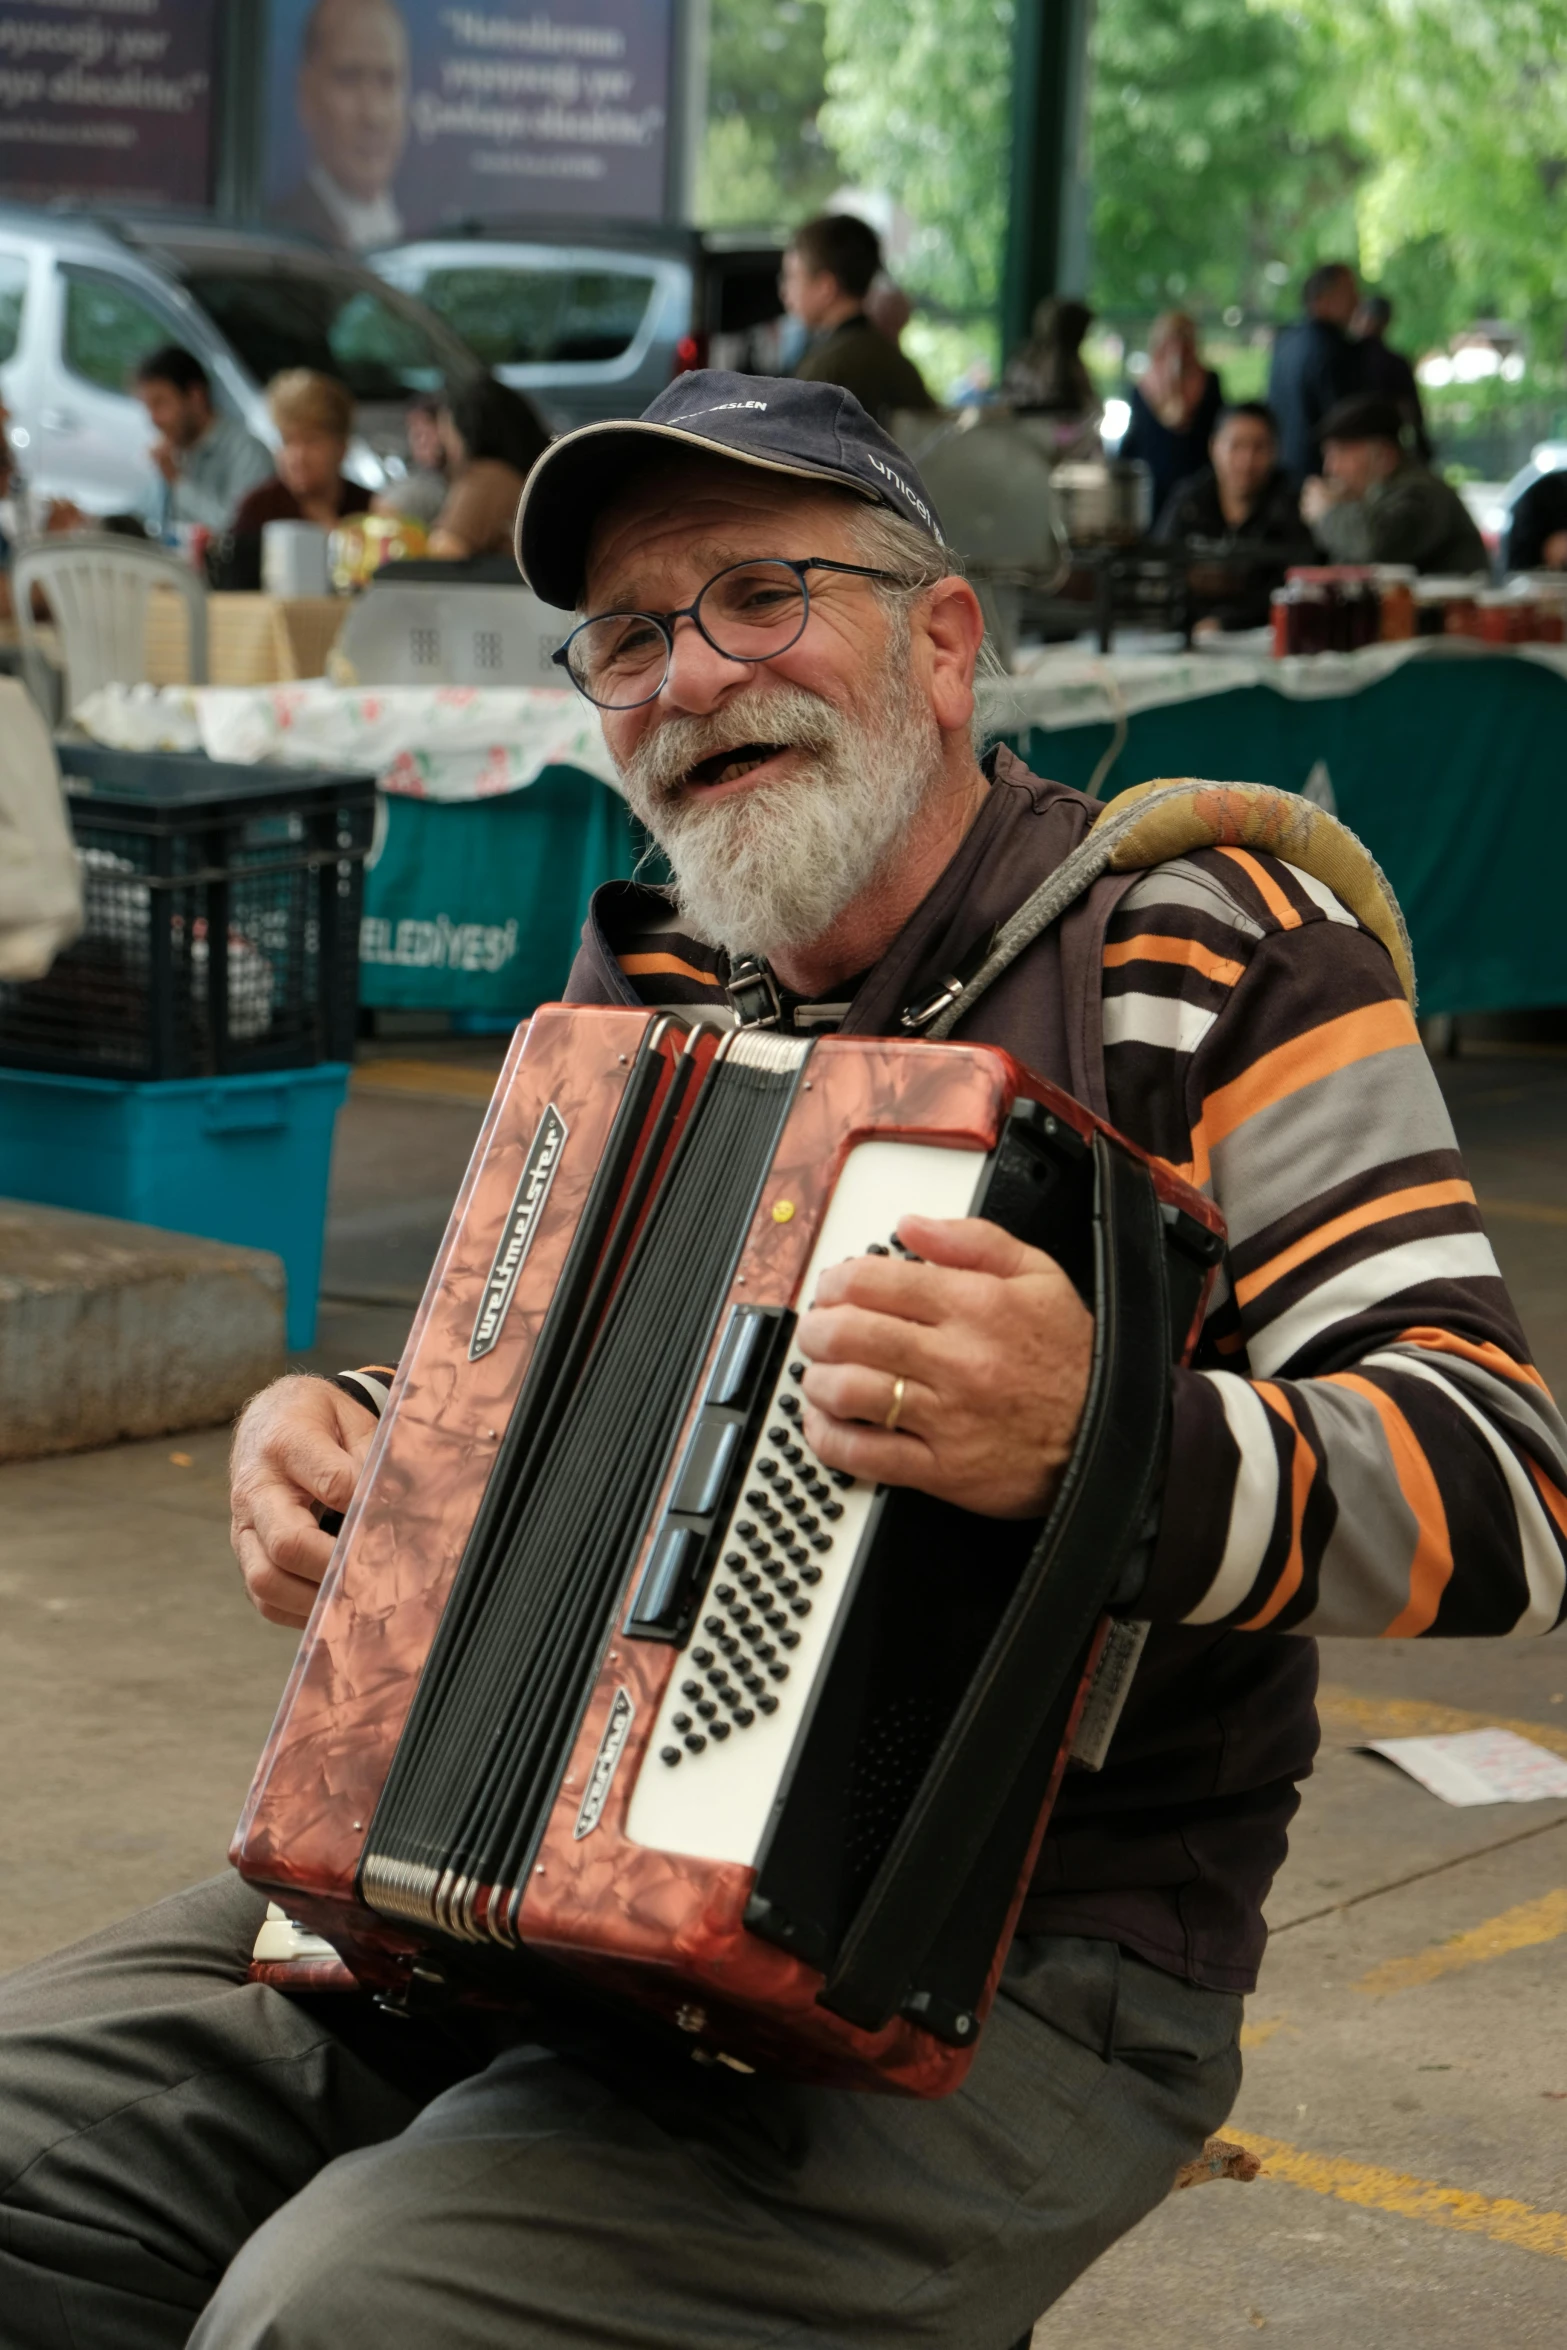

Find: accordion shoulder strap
<box><xmin>923</xmin><ymin>776</ymin><xmax>1416</xmax><ymax>1045</ymax></box>
<box><xmin>818</xmin><ymin>1128</ymin><xmax>1172</xmax><ymax>2034</ymax></box>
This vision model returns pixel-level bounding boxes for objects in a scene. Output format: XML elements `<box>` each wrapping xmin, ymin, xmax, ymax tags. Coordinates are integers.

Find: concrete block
<box><xmin>0</xmin><ymin>1199</ymin><xmax>285</xmax><ymax>1461</ymax></box>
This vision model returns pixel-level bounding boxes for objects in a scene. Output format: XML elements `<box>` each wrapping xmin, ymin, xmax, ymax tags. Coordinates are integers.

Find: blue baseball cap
<box><xmin>514</xmin><ymin>369</ymin><xmax>945</xmax><ymax>610</ymax></box>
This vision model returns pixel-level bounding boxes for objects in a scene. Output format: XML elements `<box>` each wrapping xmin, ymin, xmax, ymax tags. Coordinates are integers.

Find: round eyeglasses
<box><xmin>551</xmin><ymin>556</ymin><xmax>905</xmax><ymax>710</ymax></box>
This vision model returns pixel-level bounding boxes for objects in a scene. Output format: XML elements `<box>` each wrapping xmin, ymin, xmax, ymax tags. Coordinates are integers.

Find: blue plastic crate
<box><xmin>0</xmin><ymin>1063</ymin><xmax>350</xmax><ymax>1349</ymax></box>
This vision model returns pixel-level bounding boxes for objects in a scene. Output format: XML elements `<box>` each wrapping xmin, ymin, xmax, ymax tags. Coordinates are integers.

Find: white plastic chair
<box><xmin>11</xmin><ymin>532</ymin><xmax>209</xmax><ymax>720</ymax></box>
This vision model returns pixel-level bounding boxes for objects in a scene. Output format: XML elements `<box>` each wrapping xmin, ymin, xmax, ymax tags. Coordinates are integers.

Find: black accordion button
<box><xmin>758</xmin><ymin>1694</ymin><xmax>779</xmax><ymax>1715</ymax></box>
<box><xmin>786</xmin><ymin>1544</ymin><xmax>809</xmax><ymax>1567</ymax></box>
<box><xmin>767</xmin><ymin>1662</ymin><xmax>790</xmax><ymax>1681</ymax></box>
<box><xmin>866</xmin><ymin>1242</ymin><xmax>890</xmax><ymax>1256</ymax></box>
<box><xmin>681</xmin><ymin>1679</ymin><xmax>702</xmax><ymax>1699</ymax></box>
<box><xmin>809</xmin><ymin>1534</ymin><xmax>832</xmax><ymax>1554</ymax></box>
<box><xmin>799</xmin><ymin>1565</ymin><xmax>823</xmax><ymax>1586</ymax></box>
<box><xmin>692</xmin><ymin>1647</ymin><xmax>714</xmax><ymax>1667</ymax></box>
<box><xmin>820</xmin><ymin>1500</ymin><xmax>843</xmax><ymax>1522</ymax></box>
<box><xmin>778</xmin><ymin>1395</ymin><xmax>801</xmax><ymax>1419</ymax></box>
<box><xmin>789</xmin><ymin>1597</ymin><xmax>812</xmax><ymax>1617</ymax></box>
<box><xmin>683</xmin><ymin>1732</ymin><xmax>707</xmax><ymax>1753</ymax></box>
<box><xmin>696</xmin><ymin>1700</ymin><xmax>717</xmax><ymax>1721</ymax></box>
<box><xmin>661</xmin><ymin>1747</ymin><xmax>681</xmax><ymax>1767</ymax></box>
<box><xmin>787</xmin><ymin>1360</ymin><xmax>805</xmax><ymax>1382</ymax></box>
<box><xmin>779</xmin><ymin>1630</ymin><xmax>800</xmax><ymax>1650</ymax></box>
<box><xmin>710</xmin><ymin>1720</ymin><xmax>731</xmax><ymax>1741</ymax></box>
<box><xmin>732</xmin><ymin>1706</ymin><xmax>755</xmax><ymax>1728</ymax></box>
<box><xmin>743</xmin><ymin>1670</ymin><xmax>765</xmax><ymax>1692</ymax></box>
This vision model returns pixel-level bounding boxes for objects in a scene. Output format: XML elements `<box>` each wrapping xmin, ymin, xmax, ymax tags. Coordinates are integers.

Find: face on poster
<box><xmin>263</xmin><ymin>0</ymin><xmax>675</xmax><ymax>251</ymax></box>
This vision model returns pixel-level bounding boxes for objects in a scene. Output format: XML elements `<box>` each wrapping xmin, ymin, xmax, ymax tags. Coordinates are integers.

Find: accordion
<box><xmin>235</xmin><ymin>1006</ymin><xmax>1223</xmax><ymax>2096</ymax></box>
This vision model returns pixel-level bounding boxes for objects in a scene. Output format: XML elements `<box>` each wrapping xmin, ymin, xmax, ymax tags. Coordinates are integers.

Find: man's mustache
<box><xmin>618</xmin><ymin>686</ymin><xmax>848</xmax><ymax>804</ymax></box>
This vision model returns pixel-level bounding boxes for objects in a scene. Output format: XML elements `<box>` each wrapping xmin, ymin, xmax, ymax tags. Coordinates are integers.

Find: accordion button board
<box><xmin>623</xmin><ymin>1135</ymin><xmax>987</xmax><ymax>1868</ymax></box>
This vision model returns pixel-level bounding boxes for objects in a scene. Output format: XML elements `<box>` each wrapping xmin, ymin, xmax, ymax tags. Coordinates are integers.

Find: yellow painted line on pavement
<box><xmin>1239</xmin><ymin>2015</ymin><xmax>1292</xmax><ymax>2050</ymax></box>
<box><xmin>1232</xmin><ymin>2132</ymin><xmax>1567</xmax><ymax>2261</ymax></box>
<box><xmin>1357</xmin><ymin>1886</ymin><xmax>1567</xmax><ymax>1996</ymax></box>
<box><xmin>1317</xmin><ymin>1684</ymin><xmax>1567</xmax><ymax>1763</ymax></box>
<box><xmin>351</xmin><ymin>1059</ymin><xmax>499</xmax><ymax>1104</ymax></box>
<box><xmin>1478</xmin><ymin>1196</ymin><xmax>1567</xmax><ymax>1229</ymax></box>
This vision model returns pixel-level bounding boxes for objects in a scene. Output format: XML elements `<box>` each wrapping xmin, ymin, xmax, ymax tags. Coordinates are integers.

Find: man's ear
<box><xmin>918</xmin><ymin>576</ymin><xmax>988</xmax><ymax>735</ymax></box>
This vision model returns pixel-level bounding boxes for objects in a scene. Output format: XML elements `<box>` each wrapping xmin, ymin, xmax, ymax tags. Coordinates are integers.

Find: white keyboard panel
<box><xmin>625</xmin><ymin>1138</ymin><xmax>988</xmax><ymax>1866</ymax></box>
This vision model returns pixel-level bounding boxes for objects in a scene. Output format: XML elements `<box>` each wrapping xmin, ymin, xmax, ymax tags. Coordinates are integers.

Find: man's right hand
<box><xmin>230</xmin><ymin>1376</ymin><xmax>379</xmax><ymax>1628</ymax></box>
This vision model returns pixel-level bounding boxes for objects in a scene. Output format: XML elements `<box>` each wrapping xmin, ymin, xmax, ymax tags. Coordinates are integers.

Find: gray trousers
<box><xmin>0</xmin><ymin>1875</ymin><xmax>1241</xmax><ymax>2349</ymax></box>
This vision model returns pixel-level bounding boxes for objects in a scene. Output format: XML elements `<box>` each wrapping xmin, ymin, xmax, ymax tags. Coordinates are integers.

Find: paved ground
<box><xmin>3</xmin><ymin>1041</ymin><xmax>1567</xmax><ymax>2340</ymax></box>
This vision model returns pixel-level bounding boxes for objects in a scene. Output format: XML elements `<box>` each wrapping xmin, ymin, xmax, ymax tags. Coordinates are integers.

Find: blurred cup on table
<box><xmin>261</xmin><ymin>519</ymin><xmax>331</xmax><ymax>598</ymax></box>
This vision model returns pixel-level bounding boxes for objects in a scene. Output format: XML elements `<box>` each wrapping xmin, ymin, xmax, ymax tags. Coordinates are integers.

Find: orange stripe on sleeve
<box><xmin>1238</xmin><ymin>1383</ymin><xmax>1317</xmax><ymax>1629</ymax></box>
<box><xmin>1181</xmin><ymin>996</ymin><xmax>1418</xmax><ymax>1188</ymax></box>
<box><xmin>1321</xmin><ymin>1369</ymin><xmax>1454</xmax><ymax>1635</ymax></box>
<box><xmin>1103</xmin><ymin>934</ymin><xmax>1246</xmax><ymax>987</ymax></box>
<box><xmin>617</xmin><ymin>951</ymin><xmax>718</xmax><ymax>985</ymax></box>
<box><xmin>1219</xmin><ymin>846</ymin><xmax>1303</xmax><ymax>930</ymax></box>
<box><xmin>1395</xmin><ymin>1326</ymin><xmax>1551</xmax><ymax>1395</ymax></box>
<box><xmin>1235</xmin><ymin>1179</ymin><xmax>1478</xmax><ymax>1310</ymax></box>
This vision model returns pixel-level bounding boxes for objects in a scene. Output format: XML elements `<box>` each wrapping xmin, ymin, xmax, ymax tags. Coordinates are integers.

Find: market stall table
<box><xmin>73</xmin><ymin>681</ymin><xmax>635</xmax><ymax>1023</ymax></box>
<box><xmin>980</xmin><ymin>635</ymin><xmax>1567</xmax><ymax>1018</ymax></box>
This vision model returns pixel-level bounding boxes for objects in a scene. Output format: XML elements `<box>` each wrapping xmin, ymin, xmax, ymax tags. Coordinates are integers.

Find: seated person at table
<box><xmin>230</xmin><ymin>371</ymin><xmax>373</xmax><ymax>555</ymax></box>
<box><xmin>371</xmin><ymin>391</ymin><xmax>449</xmax><ymax>529</ymax></box>
<box><xmin>132</xmin><ymin>346</ymin><xmax>272</xmax><ymax>536</ymax></box>
<box><xmin>1120</xmin><ymin>311</ymin><xmax>1224</xmax><ymax>517</ymax></box>
<box><xmin>424</xmin><ymin>376</ymin><xmax>551</xmax><ymax>560</ymax></box>
<box><xmin>1153</xmin><ymin>401</ymin><xmax>1319</xmax><ymax>631</ymax></box>
<box><xmin>1302</xmin><ymin>394</ymin><xmax>1486</xmax><ymax>575</ymax></box>
<box><xmin>1503</xmin><ymin>466</ymin><xmax>1567</xmax><ymax>573</ymax></box>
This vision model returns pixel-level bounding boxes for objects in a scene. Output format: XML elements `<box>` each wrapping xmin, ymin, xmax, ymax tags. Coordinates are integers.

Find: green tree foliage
<box><xmin>699</xmin><ymin>0</ymin><xmax>841</xmax><ymax>230</ymax></box>
<box><xmin>819</xmin><ymin>0</ymin><xmax>1015</xmax><ymax>320</ymax></box>
<box><xmin>1268</xmin><ymin>0</ymin><xmax>1567</xmax><ymax>351</ymax></box>
<box><xmin>1090</xmin><ymin>0</ymin><xmax>1359</xmax><ymax>321</ymax></box>
<box><xmin>700</xmin><ymin>0</ymin><xmax>1567</xmax><ymax>364</ymax></box>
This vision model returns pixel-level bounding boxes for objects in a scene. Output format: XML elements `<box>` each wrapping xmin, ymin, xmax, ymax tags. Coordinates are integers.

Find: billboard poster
<box><xmin>263</xmin><ymin>0</ymin><xmax>674</xmax><ymax>251</ymax></box>
<box><xmin>0</xmin><ymin>1</ymin><xmax>217</xmax><ymax>210</ymax></box>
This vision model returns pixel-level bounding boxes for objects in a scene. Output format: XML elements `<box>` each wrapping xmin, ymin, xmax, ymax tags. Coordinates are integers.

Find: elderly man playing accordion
<box><xmin>1</xmin><ymin>376</ymin><xmax>1563</xmax><ymax>2350</ymax></box>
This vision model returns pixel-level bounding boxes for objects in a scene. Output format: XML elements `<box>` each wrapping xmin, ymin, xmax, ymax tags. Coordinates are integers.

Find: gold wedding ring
<box><xmin>884</xmin><ymin>1375</ymin><xmax>907</xmax><ymax>1433</ymax></box>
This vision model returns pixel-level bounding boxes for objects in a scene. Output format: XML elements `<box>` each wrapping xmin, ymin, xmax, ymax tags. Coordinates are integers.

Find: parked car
<box><xmin>0</xmin><ymin>205</ymin><xmax>482</xmax><ymax>520</ymax></box>
<box><xmin>371</xmin><ymin>221</ymin><xmax>789</xmax><ymax>430</ymax></box>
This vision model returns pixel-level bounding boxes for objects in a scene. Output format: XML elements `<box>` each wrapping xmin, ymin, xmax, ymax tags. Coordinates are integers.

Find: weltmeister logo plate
<box><xmin>574</xmin><ymin>1688</ymin><xmax>635</xmax><ymax>1838</ymax></box>
<box><xmin>469</xmin><ymin>1102</ymin><xmax>568</xmax><ymax>1360</ymax></box>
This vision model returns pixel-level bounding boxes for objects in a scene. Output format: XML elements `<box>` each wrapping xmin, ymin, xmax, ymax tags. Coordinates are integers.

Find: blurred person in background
<box><xmin>1267</xmin><ymin>262</ymin><xmax>1365</xmax><ymax>488</ymax></box>
<box><xmin>782</xmin><ymin>214</ymin><xmax>936</xmax><ymax>420</ymax></box>
<box><xmin>1153</xmin><ymin>401</ymin><xmax>1318</xmax><ymax>631</ymax></box>
<box><xmin>864</xmin><ymin>274</ymin><xmax>913</xmax><ymax>349</ymax></box>
<box><xmin>372</xmin><ymin>391</ymin><xmax>449</xmax><ymax>528</ymax></box>
<box><xmin>1120</xmin><ymin>310</ymin><xmax>1223</xmax><ymax>516</ymax></box>
<box><xmin>132</xmin><ymin>347</ymin><xmax>272</xmax><ymax>536</ymax></box>
<box><xmin>1502</xmin><ymin>468</ymin><xmax>1567</xmax><ymax>573</ymax></box>
<box><xmin>1303</xmin><ymin>394</ymin><xmax>1485</xmax><ymax>574</ymax></box>
<box><xmin>226</xmin><ymin>371</ymin><xmax>371</xmax><ymax>586</ymax></box>
<box><xmin>277</xmin><ymin>0</ymin><xmax>410</xmax><ymax>251</ymax></box>
<box><xmin>1001</xmin><ymin>296</ymin><xmax>1102</xmax><ymax>460</ymax></box>
<box><xmin>1353</xmin><ymin>293</ymin><xmax>1432</xmax><ymax>462</ymax></box>
<box><xmin>426</xmin><ymin>376</ymin><xmax>551</xmax><ymax>560</ymax></box>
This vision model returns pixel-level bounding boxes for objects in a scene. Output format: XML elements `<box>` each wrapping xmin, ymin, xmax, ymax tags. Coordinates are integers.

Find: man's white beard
<box><xmin>614</xmin><ymin>628</ymin><xmax>945</xmax><ymax>963</ymax></box>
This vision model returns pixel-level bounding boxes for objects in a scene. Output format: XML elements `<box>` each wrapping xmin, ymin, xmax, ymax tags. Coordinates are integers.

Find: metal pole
<box><xmin>1000</xmin><ymin>0</ymin><xmax>1094</xmax><ymax>364</ymax></box>
<box><xmin>667</xmin><ymin>0</ymin><xmax>712</xmax><ymax>226</ymax></box>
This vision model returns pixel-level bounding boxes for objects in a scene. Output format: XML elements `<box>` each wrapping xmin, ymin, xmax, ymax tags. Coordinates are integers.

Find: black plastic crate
<box><xmin>0</xmin><ymin>745</ymin><xmax>376</xmax><ymax>1080</ymax></box>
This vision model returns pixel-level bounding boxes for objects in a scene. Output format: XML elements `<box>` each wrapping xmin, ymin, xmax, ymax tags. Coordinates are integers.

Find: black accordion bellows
<box><xmin>364</xmin><ymin>1046</ymin><xmax>801</xmax><ymax>1932</ymax></box>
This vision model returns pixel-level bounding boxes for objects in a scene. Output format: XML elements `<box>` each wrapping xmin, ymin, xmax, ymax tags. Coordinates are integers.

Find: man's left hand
<box><xmin>796</xmin><ymin>1215</ymin><xmax>1094</xmax><ymax>1519</ymax></box>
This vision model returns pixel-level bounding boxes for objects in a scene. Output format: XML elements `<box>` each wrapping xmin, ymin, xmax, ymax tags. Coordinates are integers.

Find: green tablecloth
<box><xmin>359</xmin><ymin>767</ymin><xmax>638</xmax><ymax>1017</ymax></box>
<box><xmin>1001</xmin><ymin>654</ymin><xmax>1567</xmax><ymax>1018</ymax></box>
